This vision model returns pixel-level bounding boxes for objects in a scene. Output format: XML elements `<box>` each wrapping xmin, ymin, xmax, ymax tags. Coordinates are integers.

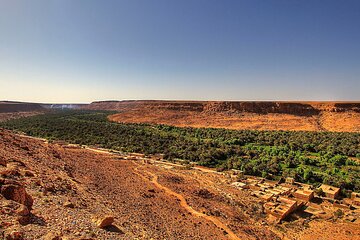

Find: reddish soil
<box><xmin>299</xmin><ymin>221</ymin><xmax>360</xmax><ymax>240</ymax></box>
<box><xmin>0</xmin><ymin>129</ymin><xmax>274</xmax><ymax>239</ymax></box>
<box><xmin>1</xmin><ymin>129</ymin><xmax>359</xmax><ymax>239</ymax></box>
<box><xmin>85</xmin><ymin>100</ymin><xmax>360</xmax><ymax>132</ymax></box>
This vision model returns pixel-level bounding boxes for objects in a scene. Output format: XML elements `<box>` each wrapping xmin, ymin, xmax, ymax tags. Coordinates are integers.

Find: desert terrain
<box><xmin>0</xmin><ymin>129</ymin><xmax>273</xmax><ymax>239</ymax></box>
<box><xmin>1</xmin><ymin>128</ymin><xmax>359</xmax><ymax>239</ymax></box>
<box><xmin>2</xmin><ymin>100</ymin><xmax>359</xmax><ymax>132</ymax></box>
<box><xmin>85</xmin><ymin>100</ymin><xmax>360</xmax><ymax>132</ymax></box>
<box><xmin>1</xmin><ymin>102</ymin><xmax>359</xmax><ymax>239</ymax></box>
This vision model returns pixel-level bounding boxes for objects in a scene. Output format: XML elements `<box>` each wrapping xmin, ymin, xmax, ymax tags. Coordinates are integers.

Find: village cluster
<box><xmin>229</xmin><ymin>170</ymin><xmax>360</xmax><ymax>222</ymax></box>
<box><xmin>124</xmin><ymin>150</ymin><xmax>360</xmax><ymax>224</ymax></box>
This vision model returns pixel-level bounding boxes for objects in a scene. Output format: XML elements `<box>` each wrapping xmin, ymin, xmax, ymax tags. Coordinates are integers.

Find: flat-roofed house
<box><xmin>265</xmin><ymin>197</ymin><xmax>298</xmax><ymax>221</ymax></box>
<box><xmin>292</xmin><ymin>188</ymin><xmax>314</xmax><ymax>201</ymax></box>
<box><xmin>252</xmin><ymin>191</ymin><xmax>274</xmax><ymax>201</ymax></box>
<box><xmin>319</xmin><ymin>184</ymin><xmax>340</xmax><ymax>199</ymax></box>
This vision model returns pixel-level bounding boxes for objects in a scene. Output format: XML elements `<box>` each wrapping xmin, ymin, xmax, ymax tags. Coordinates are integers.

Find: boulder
<box><xmin>93</xmin><ymin>215</ymin><xmax>114</xmax><ymax>228</ymax></box>
<box><xmin>4</xmin><ymin>179</ymin><xmax>21</xmax><ymax>185</ymax></box>
<box><xmin>1</xmin><ymin>184</ymin><xmax>33</xmax><ymax>208</ymax></box>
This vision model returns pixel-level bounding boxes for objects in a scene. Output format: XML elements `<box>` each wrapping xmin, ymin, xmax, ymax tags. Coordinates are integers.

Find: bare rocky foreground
<box><xmin>1</xmin><ymin>129</ymin><xmax>359</xmax><ymax>239</ymax></box>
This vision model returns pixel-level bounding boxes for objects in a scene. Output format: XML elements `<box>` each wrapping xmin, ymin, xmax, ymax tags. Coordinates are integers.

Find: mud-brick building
<box><xmin>292</xmin><ymin>188</ymin><xmax>314</xmax><ymax>201</ymax></box>
<box><xmin>265</xmin><ymin>197</ymin><xmax>298</xmax><ymax>221</ymax></box>
<box><xmin>319</xmin><ymin>184</ymin><xmax>340</xmax><ymax>199</ymax></box>
<box><xmin>252</xmin><ymin>191</ymin><xmax>273</xmax><ymax>201</ymax></box>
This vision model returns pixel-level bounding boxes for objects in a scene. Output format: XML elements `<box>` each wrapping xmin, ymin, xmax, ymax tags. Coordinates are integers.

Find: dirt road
<box><xmin>133</xmin><ymin>163</ymin><xmax>241</xmax><ymax>240</ymax></box>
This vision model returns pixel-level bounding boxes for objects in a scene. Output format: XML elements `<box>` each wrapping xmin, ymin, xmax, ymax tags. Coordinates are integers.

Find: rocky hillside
<box><xmin>0</xmin><ymin>128</ymin><xmax>280</xmax><ymax>240</ymax></box>
<box><xmin>2</xmin><ymin>129</ymin><xmax>359</xmax><ymax>240</ymax></box>
<box><xmin>85</xmin><ymin>100</ymin><xmax>360</xmax><ymax>132</ymax></box>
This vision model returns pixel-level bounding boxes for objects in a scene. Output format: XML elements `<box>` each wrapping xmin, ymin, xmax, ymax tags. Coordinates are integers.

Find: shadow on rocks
<box><xmin>103</xmin><ymin>225</ymin><xmax>124</xmax><ymax>234</ymax></box>
<box><xmin>30</xmin><ymin>213</ymin><xmax>47</xmax><ymax>226</ymax></box>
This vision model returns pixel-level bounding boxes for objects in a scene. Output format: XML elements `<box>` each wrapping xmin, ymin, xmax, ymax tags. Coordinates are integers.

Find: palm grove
<box><xmin>1</xmin><ymin>110</ymin><xmax>359</xmax><ymax>193</ymax></box>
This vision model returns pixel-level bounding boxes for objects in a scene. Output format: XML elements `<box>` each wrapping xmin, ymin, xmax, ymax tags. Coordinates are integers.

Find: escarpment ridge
<box><xmin>84</xmin><ymin>100</ymin><xmax>360</xmax><ymax>132</ymax></box>
<box><xmin>86</xmin><ymin>100</ymin><xmax>360</xmax><ymax>114</ymax></box>
<box><xmin>0</xmin><ymin>101</ymin><xmax>45</xmax><ymax>113</ymax></box>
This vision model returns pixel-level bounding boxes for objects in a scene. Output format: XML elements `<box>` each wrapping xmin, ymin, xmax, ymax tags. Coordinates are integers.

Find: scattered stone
<box><xmin>142</xmin><ymin>192</ymin><xmax>155</xmax><ymax>198</ymax></box>
<box><xmin>4</xmin><ymin>229</ymin><xmax>24</xmax><ymax>240</ymax></box>
<box><xmin>0</xmin><ymin>168</ymin><xmax>20</xmax><ymax>177</ymax></box>
<box><xmin>4</xmin><ymin>179</ymin><xmax>20</xmax><ymax>185</ymax></box>
<box><xmin>6</xmin><ymin>161</ymin><xmax>25</xmax><ymax>169</ymax></box>
<box><xmin>165</xmin><ymin>175</ymin><xmax>183</xmax><ymax>184</ymax></box>
<box><xmin>42</xmin><ymin>231</ymin><xmax>62</xmax><ymax>240</ymax></box>
<box><xmin>346</xmin><ymin>216</ymin><xmax>357</xmax><ymax>222</ymax></box>
<box><xmin>194</xmin><ymin>188</ymin><xmax>214</xmax><ymax>199</ymax></box>
<box><xmin>1</xmin><ymin>184</ymin><xmax>33</xmax><ymax>208</ymax></box>
<box><xmin>22</xmin><ymin>170</ymin><xmax>35</xmax><ymax>177</ymax></box>
<box><xmin>0</xmin><ymin>157</ymin><xmax>6</xmax><ymax>166</ymax></box>
<box><xmin>64</xmin><ymin>201</ymin><xmax>74</xmax><ymax>208</ymax></box>
<box><xmin>2</xmin><ymin>198</ymin><xmax>20</xmax><ymax>209</ymax></box>
<box><xmin>93</xmin><ymin>215</ymin><xmax>114</xmax><ymax>228</ymax></box>
<box><xmin>43</xmin><ymin>184</ymin><xmax>56</xmax><ymax>194</ymax></box>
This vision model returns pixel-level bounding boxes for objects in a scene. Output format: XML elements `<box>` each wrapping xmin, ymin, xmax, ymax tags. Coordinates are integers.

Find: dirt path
<box><xmin>133</xmin><ymin>163</ymin><xmax>241</xmax><ymax>240</ymax></box>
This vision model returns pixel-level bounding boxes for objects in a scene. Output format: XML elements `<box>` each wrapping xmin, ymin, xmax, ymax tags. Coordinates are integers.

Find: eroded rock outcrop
<box><xmin>1</xmin><ymin>184</ymin><xmax>33</xmax><ymax>209</ymax></box>
<box><xmin>93</xmin><ymin>215</ymin><xmax>115</xmax><ymax>228</ymax></box>
<box><xmin>99</xmin><ymin>100</ymin><xmax>360</xmax><ymax>132</ymax></box>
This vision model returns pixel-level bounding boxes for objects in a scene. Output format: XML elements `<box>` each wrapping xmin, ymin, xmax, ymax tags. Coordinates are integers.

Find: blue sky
<box><xmin>0</xmin><ymin>0</ymin><xmax>359</xmax><ymax>103</ymax></box>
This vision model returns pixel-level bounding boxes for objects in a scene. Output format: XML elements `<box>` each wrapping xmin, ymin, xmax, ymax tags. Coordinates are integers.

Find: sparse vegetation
<box><xmin>1</xmin><ymin>110</ymin><xmax>360</xmax><ymax>191</ymax></box>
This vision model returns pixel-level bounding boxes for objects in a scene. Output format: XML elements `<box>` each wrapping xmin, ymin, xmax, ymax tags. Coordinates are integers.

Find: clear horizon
<box><xmin>1</xmin><ymin>0</ymin><xmax>360</xmax><ymax>103</ymax></box>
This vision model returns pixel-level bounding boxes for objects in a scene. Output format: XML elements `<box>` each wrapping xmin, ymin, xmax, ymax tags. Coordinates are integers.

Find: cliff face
<box><xmin>91</xmin><ymin>100</ymin><xmax>360</xmax><ymax>132</ymax></box>
<box><xmin>86</xmin><ymin>100</ymin><xmax>205</xmax><ymax>112</ymax></box>
<box><xmin>0</xmin><ymin>101</ymin><xmax>45</xmax><ymax>113</ymax></box>
<box><xmin>202</xmin><ymin>102</ymin><xmax>322</xmax><ymax>116</ymax></box>
<box><xmin>86</xmin><ymin>100</ymin><xmax>360</xmax><ymax>115</ymax></box>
